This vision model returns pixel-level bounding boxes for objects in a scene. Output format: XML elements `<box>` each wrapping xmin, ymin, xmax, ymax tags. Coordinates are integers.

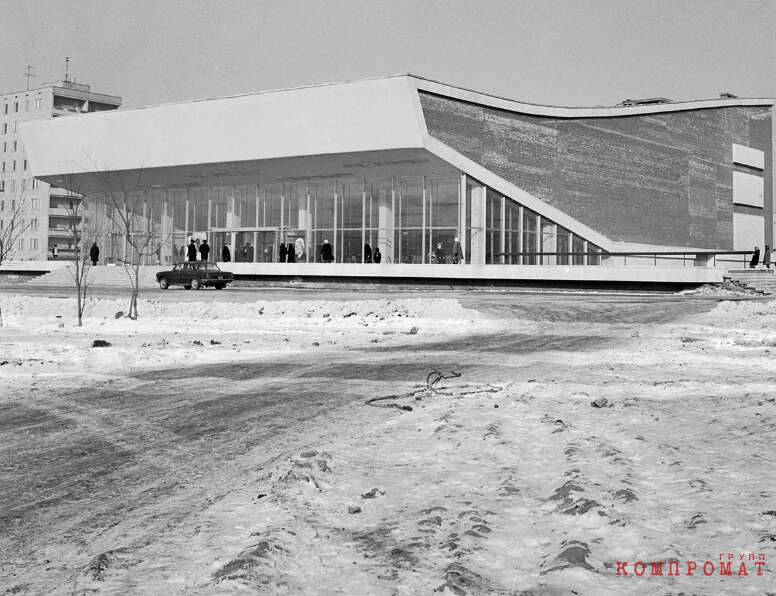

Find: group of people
<box><xmin>749</xmin><ymin>245</ymin><xmax>772</xmax><ymax>269</ymax></box>
<box><xmin>430</xmin><ymin>237</ymin><xmax>464</xmax><ymax>264</ymax></box>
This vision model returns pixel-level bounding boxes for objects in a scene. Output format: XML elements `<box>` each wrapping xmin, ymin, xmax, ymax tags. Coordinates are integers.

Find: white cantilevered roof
<box><xmin>21</xmin><ymin>75</ymin><xmax>428</xmax><ymax>180</ymax></box>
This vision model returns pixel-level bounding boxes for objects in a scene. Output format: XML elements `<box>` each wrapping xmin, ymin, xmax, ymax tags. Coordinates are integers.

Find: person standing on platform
<box><xmin>763</xmin><ymin>245</ymin><xmax>771</xmax><ymax>269</ymax></box>
<box><xmin>750</xmin><ymin>246</ymin><xmax>760</xmax><ymax>269</ymax></box>
<box><xmin>287</xmin><ymin>243</ymin><xmax>296</xmax><ymax>263</ymax></box>
<box><xmin>279</xmin><ymin>243</ymin><xmax>287</xmax><ymax>263</ymax></box>
<box><xmin>364</xmin><ymin>243</ymin><xmax>372</xmax><ymax>263</ymax></box>
<box><xmin>434</xmin><ymin>241</ymin><xmax>445</xmax><ymax>264</ymax></box>
<box><xmin>320</xmin><ymin>239</ymin><xmax>334</xmax><ymax>263</ymax></box>
<box><xmin>179</xmin><ymin>245</ymin><xmax>185</xmax><ymax>262</ymax></box>
<box><xmin>453</xmin><ymin>237</ymin><xmax>463</xmax><ymax>264</ymax></box>
<box><xmin>90</xmin><ymin>242</ymin><xmax>100</xmax><ymax>266</ymax></box>
<box><xmin>199</xmin><ymin>239</ymin><xmax>210</xmax><ymax>261</ymax></box>
<box><xmin>51</xmin><ymin>245</ymin><xmax>59</xmax><ymax>259</ymax></box>
<box><xmin>187</xmin><ymin>239</ymin><xmax>197</xmax><ymax>262</ymax></box>
<box><xmin>222</xmin><ymin>243</ymin><xmax>231</xmax><ymax>262</ymax></box>
<box><xmin>373</xmin><ymin>247</ymin><xmax>382</xmax><ymax>263</ymax></box>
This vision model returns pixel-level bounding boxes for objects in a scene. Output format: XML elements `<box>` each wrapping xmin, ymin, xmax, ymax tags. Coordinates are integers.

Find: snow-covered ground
<box><xmin>1</xmin><ymin>290</ymin><xmax>774</xmax><ymax>594</ymax></box>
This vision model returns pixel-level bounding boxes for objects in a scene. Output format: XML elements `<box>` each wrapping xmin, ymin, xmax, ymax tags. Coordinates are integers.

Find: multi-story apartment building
<box><xmin>0</xmin><ymin>80</ymin><xmax>121</xmax><ymax>260</ymax></box>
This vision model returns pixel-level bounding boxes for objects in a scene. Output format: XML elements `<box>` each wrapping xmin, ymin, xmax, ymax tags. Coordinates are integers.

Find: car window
<box><xmin>173</xmin><ymin>264</ymin><xmax>181</xmax><ymax>271</ymax></box>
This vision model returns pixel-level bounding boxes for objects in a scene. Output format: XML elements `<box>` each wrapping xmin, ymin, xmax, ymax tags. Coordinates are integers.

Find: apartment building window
<box><xmin>14</xmin><ymin>102</ymin><xmax>19</xmax><ymax>113</ymax></box>
<box><xmin>13</xmin><ymin>160</ymin><xmax>16</xmax><ymax>171</ymax></box>
<box><xmin>2</xmin><ymin>123</ymin><xmax>6</xmax><ymax>134</ymax></box>
<box><xmin>32</xmin><ymin>238</ymin><xmax>39</xmax><ymax>250</ymax></box>
<box><xmin>1</xmin><ymin>161</ymin><xmax>4</xmax><ymax>172</ymax></box>
<box><xmin>31</xmin><ymin>198</ymin><xmax>39</xmax><ymax>209</ymax></box>
<box><xmin>0</xmin><ymin>182</ymin><xmax>4</xmax><ymax>192</ymax></box>
<box><xmin>13</xmin><ymin>140</ymin><xmax>18</xmax><ymax>152</ymax></box>
<box><xmin>31</xmin><ymin>218</ymin><xmax>39</xmax><ymax>231</ymax></box>
<box><xmin>2</xmin><ymin>142</ymin><xmax>6</xmax><ymax>152</ymax></box>
<box><xmin>13</xmin><ymin>121</ymin><xmax>17</xmax><ymax>133</ymax></box>
<box><xmin>3</xmin><ymin>104</ymin><xmax>7</xmax><ymax>114</ymax></box>
<box><xmin>24</xmin><ymin>100</ymin><xmax>29</xmax><ymax>111</ymax></box>
<box><xmin>0</xmin><ymin>199</ymin><xmax>4</xmax><ymax>209</ymax></box>
<box><xmin>21</xmin><ymin>179</ymin><xmax>26</xmax><ymax>191</ymax></box>
<box><xmin>18</xmin><ymin>238</ymin><xmax>23</xmax><ymax>250</ymax></box>
<box><xmin>12</xmin><ymin>199</ymin><xmax>16</xmax><ymax>209</ymax></box>
<box><xmin>35</xmin><ymin>97</ymin><xmax>42</xmax><ymax>110</ymax></box>
<box><xmin>32</xmin><ymin>178</ymin><xmax>39</xmax><ymax>190</ymax></box>
<box><xmin>23</xmin><ymin>159</ymin><xmax>27</xmax><ymax>170</ymax></box>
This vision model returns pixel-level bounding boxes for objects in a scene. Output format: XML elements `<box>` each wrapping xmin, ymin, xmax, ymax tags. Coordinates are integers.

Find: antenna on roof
<box><xmin>23</xmin><ymin>64</ymin><xmax>36</xmax><ymax>91</ymax></box>
<box><xmin>64</xmin><ymin>57</ymin><xmax>70</xmax><ymax>83</ymax></box>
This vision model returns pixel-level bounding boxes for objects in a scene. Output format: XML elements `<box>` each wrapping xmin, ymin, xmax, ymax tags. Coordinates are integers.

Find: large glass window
<box><xmin>522</xmin><ymin>208</ymin><xmax>538</xmax><ymax>265</ymax></box>
<box><xmin>485</xmin><ymin>189</ymin><xmax>502</xmax><ymax>264</ymax></box>
<box><xmin>395</xmin><ymin>178</ymin><xmax>423</xmax><ymax>263</ymax></box>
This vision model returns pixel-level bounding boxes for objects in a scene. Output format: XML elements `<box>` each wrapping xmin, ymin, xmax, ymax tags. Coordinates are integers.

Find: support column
<box><xmin>421</xmin><ymin>178</ymin><xmax>427</xmax><ymax>264</ymax></box>
<box><xmin>377</xmin><ymin>185</ymin><xmax>394</xmax><ymax>263</ymax></box>
<box><xmin>499</xmin><ymin>195</ymin><xmax>506</xmax><ymax>265</ymax></box>
<box><xmin>361</xmin><ymin>180</ymin><xmax>366</xmax><ymax>263</ymax></box>
<box><xmin>459</xmin><ymin>173</ymin><xmax>467</xmax><ymax>263</ymax></box>
<box><xmin>469</xmin><ymin>183</ymin><xmax>486</xmax><ymax>265</ymax></box>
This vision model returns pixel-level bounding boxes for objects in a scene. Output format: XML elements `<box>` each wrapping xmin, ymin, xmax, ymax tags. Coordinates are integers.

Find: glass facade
<box><xmin>88</xmin><ymin>173</ymin><xmax>601</xmax><ymax>266</ymax></box>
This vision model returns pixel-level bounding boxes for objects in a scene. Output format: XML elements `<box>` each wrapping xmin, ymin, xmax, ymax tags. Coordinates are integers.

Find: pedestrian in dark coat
<box><xmin>320</xmin><ymin>239</ymin><xmax>334</xmax><ymax>263</ymax></box>
<box><xmin>363</xmin><ymin>243</ymin><xmax>372</xmax><ymax>263</ymax></box>
<box><xmin>763</xmin><ymin>245</ymin><xmax>771</xmax><ymax>269</ymax></box>
<box><xmin>89</xmin><ymin>242</ymin><xmax>99</xmax><ymax>266</ymax></box>
<box><xmin>750</xmin><ymin>246</ymin><xmax>760</xmax><ymax>269</ymax></box>
<box><xmin>199</xmin><ymin>239</ymin><xmax>210</xmax><ymax>261</ymax></box>
<box><xmin>187</xmin><ymin>240</ymin><xmax>197</xmax><ymax>262</ymax></box>
<box><xmin>373</xmin><ymin>247</ymin><xmax>382</xmax><ymax>263</ymax></box>
<box><xmin>179</xmin><ymin>245</ymin><xmax>185</xmax><ymax>261</ymax></box>
<box><xmin>287</xmin><ymin>244</ymin><xmax>296</xmax><ymax>263</ymax></box>
<box><xmin>222</xmin><ymin>244</ymin><xmax>231</xmax><ymax>262</ymax></box>
<box><xmin>279</xmin><ymin>243</ymin><xmax>287</xmax><ymax>262</ymax></box>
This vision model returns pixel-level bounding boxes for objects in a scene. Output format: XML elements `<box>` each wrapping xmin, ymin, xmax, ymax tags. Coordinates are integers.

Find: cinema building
<box><xmin>20</xmin><ymin>75</ymin><xmax>774</xmax><ymax>284</ymax></box>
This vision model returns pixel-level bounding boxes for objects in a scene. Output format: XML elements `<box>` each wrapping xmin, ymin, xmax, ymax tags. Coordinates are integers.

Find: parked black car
<box><xmin>156</xmin><ymin>262</ymin><xmax>234</xmax><ymax>290</ymax></box>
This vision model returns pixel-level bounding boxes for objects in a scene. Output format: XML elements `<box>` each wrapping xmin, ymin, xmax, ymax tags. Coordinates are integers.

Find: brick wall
<box><xmin>420</xmin><ymin>92</ymin><xmax>773</xmax><ymax>248</ymax></box>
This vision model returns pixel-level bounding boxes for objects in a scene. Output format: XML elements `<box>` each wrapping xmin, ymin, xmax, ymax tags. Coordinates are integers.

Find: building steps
<box><xmin>725</xmin><ymin>269</ymin><xmax>776</xmax><ymax>295</ymax></box>
<box><xmin>24</xmin><ymin>264</ymin><xmax>165</xmax><ymax>289</ymax></box>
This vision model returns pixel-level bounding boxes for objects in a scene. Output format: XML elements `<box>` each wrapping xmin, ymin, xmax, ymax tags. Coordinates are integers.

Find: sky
<box><xmin>1</xmin><ymin>0</ymin><xmax>774</xmax><ymax>108</ymax></box>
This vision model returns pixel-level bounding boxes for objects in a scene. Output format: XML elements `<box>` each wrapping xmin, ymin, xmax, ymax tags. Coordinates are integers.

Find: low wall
<box><xmin>220</xmin><ymin>263</ymin><xmax>728</xmax><ymax>285</ymax></box>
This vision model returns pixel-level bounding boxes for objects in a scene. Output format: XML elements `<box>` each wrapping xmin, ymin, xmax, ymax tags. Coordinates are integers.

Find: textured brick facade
<box><xmin>420</xmin><ymin>92</ymin><xmax>773</xmax><ymax>248</ymax></box>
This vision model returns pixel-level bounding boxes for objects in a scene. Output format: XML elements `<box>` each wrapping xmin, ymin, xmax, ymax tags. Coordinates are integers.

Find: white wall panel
<box><xmin>733</xmin><ymin>212</ymin><xmax>765</xmax><ymax>250</ymax></box>
<box><xmin>732</xmin><ymin>144</ymin><xmax>765</xmax><ymax>169</ymax></box>
<box><xmin>733</xmin><ymin>171</ymin><xmax>765</xmax><ymax>208</ymax></box>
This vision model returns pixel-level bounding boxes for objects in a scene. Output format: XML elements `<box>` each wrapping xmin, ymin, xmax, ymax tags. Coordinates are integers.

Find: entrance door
<box><xmin>256</xmin><ymin>230</ymin><xmax>277</xmax><ymax>262</ymax></box>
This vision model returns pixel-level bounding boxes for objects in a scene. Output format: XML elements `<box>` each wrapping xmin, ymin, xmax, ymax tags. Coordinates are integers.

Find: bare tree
<box><xmin>0</xmin><ymin>195</ymin><xmax>29</xmax><ymax>265</ymax></box>
<box><xmin>58</xmin><ymin>177</ymin><xmax>102</xmax><ymax>327</ymax></box>
<box><xmin>106</xmin><ymin>188</ymin><xmax>162</xmax><ymax>320</ymax></box>
<box><xmin>0</xmin><ymin>195</ymin><xmax>30</xmax><ymax>327</ymax></box>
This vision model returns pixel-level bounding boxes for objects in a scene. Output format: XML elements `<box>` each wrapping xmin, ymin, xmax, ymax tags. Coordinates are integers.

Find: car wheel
<box><xmin>191</xmin><ymin>278</ymin><xmax>201</xmax><ymax>290</ymax></box>
<box><xmin>159</xmin><ymin>278</ymin><xmax>169</xmax><ymax>290</ymax></box>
